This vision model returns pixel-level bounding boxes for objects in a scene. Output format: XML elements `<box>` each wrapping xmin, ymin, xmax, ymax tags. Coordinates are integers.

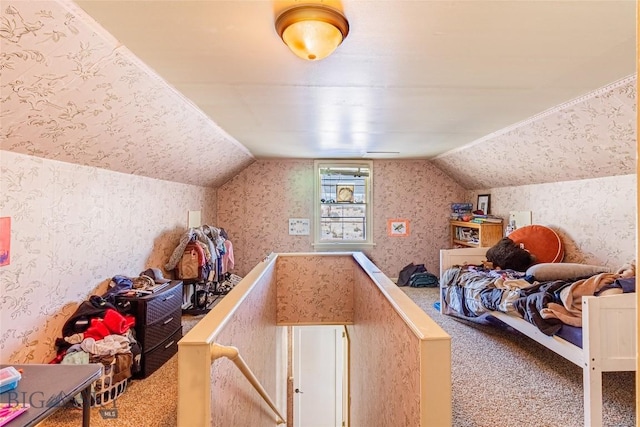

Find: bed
<box><xmin>439</xmin><ymin>246</ymin><xmax>636</xmax><ymax>427</ymax></box>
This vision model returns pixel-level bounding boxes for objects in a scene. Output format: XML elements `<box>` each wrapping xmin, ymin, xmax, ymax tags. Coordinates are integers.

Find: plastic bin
<box><xmin>73</xmin><ymin>362</ymin><xmax>127</xmax><ymax>407</ymax></box>
<box><xmin>0</xmin><ymin>366</ymin><xmax>21</xmax><ymax>394</ymax></box>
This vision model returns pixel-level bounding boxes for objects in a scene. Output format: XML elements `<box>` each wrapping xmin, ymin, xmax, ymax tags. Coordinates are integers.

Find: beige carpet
<box><xmin>403</xmin><ymin>287</ymin><xmax>636</xmax><ymax>427</ymax></box>
<box><xmin>39</xmin><ymin>288</ymin><xmax>636</xmax><ymax>427</ymax></box>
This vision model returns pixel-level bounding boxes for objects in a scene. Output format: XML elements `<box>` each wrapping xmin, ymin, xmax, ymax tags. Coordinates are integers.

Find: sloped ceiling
<box><xmin>75</xmin><ymin>0</ymin><xmax>636</xmax><ymax>161</ymax></box>
<box><xmin>0</xmin><ymin>0</ymin><xmax>637</xmax><ymax>189</ymax></box>
<box><xmin>433</xmin><ymin>76</ymin><xmax>637</xmax><ymax>189</ymax></box>
<box><xmin>0</xmin><ymin>1</ymin><xmax>254</xmax><ymax>188</ymax></box>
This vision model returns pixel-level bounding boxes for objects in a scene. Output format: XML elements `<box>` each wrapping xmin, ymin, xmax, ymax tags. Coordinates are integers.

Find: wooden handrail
<box><xmin>211</xmin><ymin>343</ymin><xmax>286</xmax><ymax>425</ymax></box>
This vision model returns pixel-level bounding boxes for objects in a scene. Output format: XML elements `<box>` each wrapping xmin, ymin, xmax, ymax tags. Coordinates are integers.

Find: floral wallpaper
<box><xmin>468</xmin><ymin>174</ymin><xmax>636</xmax><ymax>268</ymax></box>
<box><xmin>217</xmin><ymin>77</ymin><xmax>637</xmax><ymax>280</ymax></box>
<box><xmin>216</xmin><ymin>160</ymin><xmax>318</xmax><ymax>279</ymax></box>
<box><xmin>181</xmin><ymin>252</ymin><xmax>448</xmax><ymax>426</ymax></box>
<box><xmin>0</xmin><ymin>0</ymin><xmax>254</xmax><ymax>188</ymax></box>
<box><xmin>348</xmin><ymin>266</ymin><xmax>422</xmax><ymax>427</ymax></box>
<box><xmin>433</xmin><ymin>75</ymin><xmax>637</xmax><ymax>190</ymax></box>
<box><xmin>371</xmin><ymin>160</ymin><xmax>465</xmax><ymax>277</ymax></box>
<box><xmin>217</xmin><ymin>159</ymin><xmax>466</xmax><ymax>279</ymax></box>
<box><xmin>209</xmin><ymin>261</ymin><xmax>279</xmax><ymax>427</ymax></box>
<box><xmin>0</xmin><ymin>150</ymin><xmax>216</xmax><ymax>364</ymax></box>
<box><xmin>276</xmin><ymin>255</ymin><xmax>355</xmax><ymax>324</ymax></box>
<box><xmin>0</xmin><ymin>0</ymin><xmax>635</xmax><ymax>377</ymax></box>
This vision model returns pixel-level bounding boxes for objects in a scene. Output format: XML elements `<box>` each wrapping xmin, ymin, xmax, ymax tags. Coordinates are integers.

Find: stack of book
<box><xmin>470</xmin><ymin>214</ymin><xmax>503</xmax><ymax>224</ymax></box>
<box><xmin>450</xmin><ymin>203</ymin><xmax>473</xmax><ymax>220</ymax></box>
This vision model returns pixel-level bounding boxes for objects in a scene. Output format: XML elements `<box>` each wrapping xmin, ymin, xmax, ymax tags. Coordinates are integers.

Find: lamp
<box><xmin>275</xmin><ymin>4</ymin><xmax>349</xmax><ymax>61</ymax></box>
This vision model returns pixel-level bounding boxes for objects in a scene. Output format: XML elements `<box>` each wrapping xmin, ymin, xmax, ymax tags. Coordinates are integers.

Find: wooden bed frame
<box><xmin>439</xmin><ymin>247</ymin><xmax>637</xmax><ymax>427</ymax></box>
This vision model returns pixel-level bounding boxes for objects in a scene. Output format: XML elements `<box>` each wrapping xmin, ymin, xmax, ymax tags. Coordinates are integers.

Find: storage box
<box><xmin>0</xmin><ymin>367</ymin><xmax>21</xmax><ymax>394</ymax></box>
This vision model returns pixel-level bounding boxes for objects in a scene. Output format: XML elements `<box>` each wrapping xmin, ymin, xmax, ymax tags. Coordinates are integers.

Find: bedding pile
<box><xmin>441</xmin><ymin>262</ymin><xmax>636</xmax><ymax>337</ymax></box>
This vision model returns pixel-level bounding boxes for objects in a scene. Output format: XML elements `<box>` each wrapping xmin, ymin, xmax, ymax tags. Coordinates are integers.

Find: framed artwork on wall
<box><xmin>477</xmin><ymin>194</ymin><xmax>491</xmax><ymax>215</ymax></box>
<box><xmin>387</xmin><ymin>219</ymin><xmax>410</xmax><ymax>237</ymax></box>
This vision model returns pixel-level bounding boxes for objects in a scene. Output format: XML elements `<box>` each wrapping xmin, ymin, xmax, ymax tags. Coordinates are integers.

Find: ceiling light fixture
<box><xmin>275</xmin><ymin>4</ymin><xmax>349</xmax><ymax>61</ymax></box>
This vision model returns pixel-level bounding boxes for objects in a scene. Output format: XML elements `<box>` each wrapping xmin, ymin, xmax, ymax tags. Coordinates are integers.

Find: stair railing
<box><xmin>211</xmin><ymin>343</ymin><xmax>286</xmax><ymax>425</ymax></box>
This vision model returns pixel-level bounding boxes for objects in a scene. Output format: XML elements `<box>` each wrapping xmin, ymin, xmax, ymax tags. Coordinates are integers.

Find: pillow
<box><xmin>486</xmin><ymin>237</ymin><xmax>535</xmax><ymax>272</ymax></box>
<box><xmin>507</xmin><ymin>225</ymin><xmax>564</xmax><ymax>264</ymax></box>
<box><xmin>525</xmin><ymin>263</ymin><xmax>612</xmax><ymax>281</ymax></box>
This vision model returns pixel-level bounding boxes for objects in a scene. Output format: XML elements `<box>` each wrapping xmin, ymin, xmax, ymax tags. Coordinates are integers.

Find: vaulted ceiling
<box><xmin>74</xmin><ymin>0</ymin><xmax>637</xmax><ymax>159</ymax></box>
<box><xmin>1</xmin><ymin>1</ymin><xmax>636</xmax><ymax>188</ymax></box>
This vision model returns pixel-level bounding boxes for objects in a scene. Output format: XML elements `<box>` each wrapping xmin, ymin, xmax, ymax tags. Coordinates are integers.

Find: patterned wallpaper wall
<box><xmin>0</xmin><ymin>150</ymin><xmax>216</xmax><ymax>363</ymax></box>
<box><xmin>0</xmin><ymin>0</ymin><xmax>635</xmax><ymax>370</ymax></box>
<box><xmin>209</xmin><ymin>262</ymin><xmax>279</xmax><ymax>427</ymax></box>
<box><xmin>216</xmin><ymin>159</ymin><xmax>467</xmax><ymax>278</ymax></box>
<box><xmin>276</xmin><ymin>255</ymin><xmax>355</xmax><ymax>324</ymax></box>
<box><xmin>468</xmin><ymin>174</ymin><xmax>636</xmax><ymax>268</ymax></box>
<box><xmin>433</xmin><ymin>76</ymin><xmax>636</xmax><ymax>190</ymax></box>
<box><xmin>215</xmin><ymin>76</ymin><xmax>636</xmax><ymax>279</ymax></box>
<box><xmin>270</xmin><ymin>253</ymin><xmax>447</xmax><ymax>426</ymax></box>
<box><xmin>3</xmin><ymin>89</ymin><xmax>634</xmax><ymax>366</ymax></box>
<box><xmin>1</xmin><ymin>0</ymin><xmax>254</xmax><ymax>188</ymax></box>
<box><xmin>348</xmin><ymin>266</ymin><xmax>422</xmax><ymax>427</ymax></box>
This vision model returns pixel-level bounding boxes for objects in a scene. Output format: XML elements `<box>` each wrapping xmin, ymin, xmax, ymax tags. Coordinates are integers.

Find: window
<box><xmin>313</xmin><ymin>160</ymin><xmax>374</xmax><ymax>249</ymax></box>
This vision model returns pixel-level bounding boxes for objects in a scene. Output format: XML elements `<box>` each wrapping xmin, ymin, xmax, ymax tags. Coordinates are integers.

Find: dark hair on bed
<box><xmin>485</xmin><ymin>237</ymin><xmax>536</xmax><ymax>272</ymax></box>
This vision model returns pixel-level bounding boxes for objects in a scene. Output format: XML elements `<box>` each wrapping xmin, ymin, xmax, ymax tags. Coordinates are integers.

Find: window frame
<box><xmin>313</xmin><ymin>159</ymin><xmax>375</xmax><ymax>250</ymax></box>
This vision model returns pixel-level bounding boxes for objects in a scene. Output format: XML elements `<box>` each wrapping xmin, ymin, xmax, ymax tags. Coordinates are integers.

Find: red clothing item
<box><xmin>83</xmin><ymin>318</ymin><xmax>111</xmax><ymax>340</ymax></box>
<box><xmin>103</xmin><ymin>309</ymin><xmax>135</xmax><ymax>334</ymax></box>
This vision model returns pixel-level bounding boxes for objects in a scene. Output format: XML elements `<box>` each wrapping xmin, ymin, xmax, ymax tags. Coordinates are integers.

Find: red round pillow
<box><xmin>507</xmin><ymin>225</ymin><xmax>564</xmax><ymax>264</ymax></box>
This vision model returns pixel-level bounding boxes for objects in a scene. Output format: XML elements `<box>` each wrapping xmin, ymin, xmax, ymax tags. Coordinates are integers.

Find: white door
<box><xmin>293</xmin><ymin>326</ymin><xmax>344</xmax><ymax>427</ymax></box>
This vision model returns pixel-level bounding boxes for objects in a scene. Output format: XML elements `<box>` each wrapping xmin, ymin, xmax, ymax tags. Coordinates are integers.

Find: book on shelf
<box><xmin>471</xmin><ymin>214</ymin><xmax>503</xmax><ymax>224</ymax></box>
<box><xmin>451</xmin><ymin>202</ymin><xmax>473</xmax><ymax>211</ymax></box>
<box><xmin>450</xmin><ymin>202</ymin><xmax>475</xmax><ymax>221</ymax></box>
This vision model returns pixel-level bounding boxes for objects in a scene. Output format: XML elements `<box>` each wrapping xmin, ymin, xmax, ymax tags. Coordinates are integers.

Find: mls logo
<box><xmin>99</xmin><ymin>401</ymin><xmax>119</xmax><ymax>419</ymax></box>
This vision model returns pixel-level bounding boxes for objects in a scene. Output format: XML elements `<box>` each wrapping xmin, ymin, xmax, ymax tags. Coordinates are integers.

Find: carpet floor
<box><xmin>403</xmin><ymin>287</ymin><xmax>635</xmax><ymax>427</ymax></box>
<box><xmin>39</xmin><ymin>287</ymin><xmax>635</xmax><ymax>427</ymax></box>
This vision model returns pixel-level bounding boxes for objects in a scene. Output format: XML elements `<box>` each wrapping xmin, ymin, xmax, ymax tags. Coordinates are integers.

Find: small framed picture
<box><xmin>387</xmin><ymin>219</ymin><xmax>409</xmax><ymax>237</ymax></box>
<box><xmin>336</xmin><ymin>184</ymin><xmax>355</xmax><ymax>203</ymax></box>
<box><xmin>477</xmin><ymin>194</ymin><xmax>491</xmax><ymax>215</ymax></box>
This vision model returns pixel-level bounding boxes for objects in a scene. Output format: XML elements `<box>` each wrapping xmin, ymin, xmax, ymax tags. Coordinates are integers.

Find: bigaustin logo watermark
<box><xmin>3</xmin><ymin>391</ymin><xmax>67</xmax><ymax>408</ymax></box>
<box><xmin>3</xmin><ymin>390</ymin><xmax>119</xmax><ymax>419</ymax></box>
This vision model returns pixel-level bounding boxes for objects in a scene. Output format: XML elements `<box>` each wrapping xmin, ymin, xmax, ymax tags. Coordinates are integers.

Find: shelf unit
<box><xmin>450</xmin><ymin>220</ymin><xmax>503</xmax><ymax>248</ymax></box>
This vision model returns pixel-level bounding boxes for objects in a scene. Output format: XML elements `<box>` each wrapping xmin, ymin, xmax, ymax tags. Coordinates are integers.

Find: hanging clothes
<box><xmin>221</xmin><ymin>240</ymin><xmax>235</xmax><ymax>274</ymax></box>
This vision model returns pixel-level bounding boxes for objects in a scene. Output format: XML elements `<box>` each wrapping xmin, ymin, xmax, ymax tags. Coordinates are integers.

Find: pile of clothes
<box><xmin>51</xmin><ymin>293</ymin><xmax>141</xmax><ymax>392</ymax></box>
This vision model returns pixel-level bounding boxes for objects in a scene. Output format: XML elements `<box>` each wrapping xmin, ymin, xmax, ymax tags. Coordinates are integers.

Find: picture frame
<box><xmin>387</xmin><ymin>219</ymin><xmax>410</xmax><ymax>237</ymax></box>
<box><xmin>477</xmin><ymin>194</ymin><xmax>491</xmax><ymax>215</ymax></box>
<box><xmin>336</xmin><ymin>184</ymin><xmax>355</xmax><ymax>203</ymax></box>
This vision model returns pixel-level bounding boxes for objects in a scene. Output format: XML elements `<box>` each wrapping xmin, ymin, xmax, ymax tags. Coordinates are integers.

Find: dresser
<box><xmin>116</xmin><ymin>280</ymin><xmax>183</xmax><ymax>378</ymax></box>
